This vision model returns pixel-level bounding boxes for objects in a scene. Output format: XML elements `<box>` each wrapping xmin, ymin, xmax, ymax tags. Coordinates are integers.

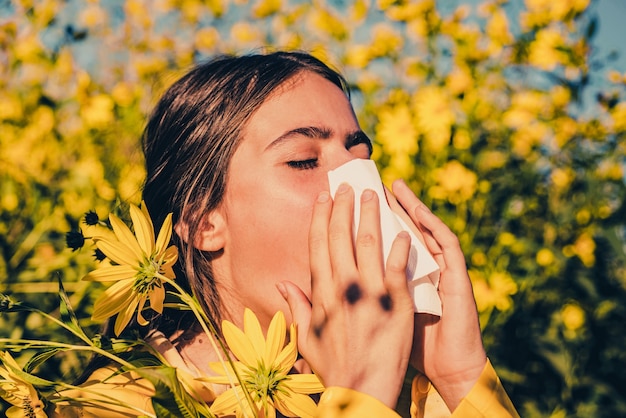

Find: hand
<box><xmin>278</xmin><ymin>184</ymin><xmax>415</xmax><ymax>408</ymax></box>
<box><xmin>389</xmin><ymin>180</ymin><xmax>487</xmax><ymax>411</ymax></box>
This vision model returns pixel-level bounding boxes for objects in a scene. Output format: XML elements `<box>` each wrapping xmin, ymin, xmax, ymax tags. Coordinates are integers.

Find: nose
<box><xmin>326</xmin><ymin>144</ymin><xmax>367</xmax><ymax>173</ymax></box>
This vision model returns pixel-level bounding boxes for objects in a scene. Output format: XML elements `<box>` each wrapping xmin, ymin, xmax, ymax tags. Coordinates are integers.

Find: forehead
<box><xmin>240</xmin><ymin>72</ymin><xmax>358</xmax><ymax>146</ymax></box>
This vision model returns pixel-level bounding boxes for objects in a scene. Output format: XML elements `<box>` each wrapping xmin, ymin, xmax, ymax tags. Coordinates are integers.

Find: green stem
<box><xmin>158</xmin><ymin>274</ymin><xmax>256</xmax><ymax>417</ymax></box>
<box><xmin>0</xmin><ymin>338</ymin><xmax>135</xmax><ymax>370</ymax></box>
<box><xmin>13</xmin><ymin>303</ymin><xmax>93</xmax><ymax>347</ymax></box>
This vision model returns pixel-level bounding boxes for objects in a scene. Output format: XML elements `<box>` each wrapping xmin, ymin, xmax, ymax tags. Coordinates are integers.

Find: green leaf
<box><xmin>0</xmin><ymin>357</ymin><xmax>56</xmax><ymax>388</ymax></box>
<box><xmin>58</xmin><ymin>277</ymin><xmax>89</xmax><ymax>342</ymax></box>
<box><xmin>24</xmin><ymin>347</ymin><xmax>64</xmax><ymax>373</ymax></box>
<box><xmin>133</xmin><ymin>366</ymin><xmax>213</xmax><ymax>418</ymax></box>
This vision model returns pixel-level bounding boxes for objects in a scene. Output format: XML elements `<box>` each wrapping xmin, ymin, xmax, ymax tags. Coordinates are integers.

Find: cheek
<box><xmin>226</xmin><ymin>174</ymin><xmax>321</xmax><ymax>253</ymax></box>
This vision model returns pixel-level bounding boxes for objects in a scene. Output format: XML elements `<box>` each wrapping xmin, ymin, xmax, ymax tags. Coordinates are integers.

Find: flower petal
<box><xmin>161</xmin><ymin>263</ymin><xmax>176</xmax><ymax>280</ymax></box>
<box><xmin>285</xmin><ymin>374</ymin><xmax>325</xmax><ymax>394</ymax></box>
<box><xmin>264</xmin><ymin>310</ymin><xmax>286</xmax><ymax>367</ymax></box>
<box><xmin>83</xmin><ymin>265</ymin><xmax>138</xmax><ymax>282</ymax></box>
<box><xmin>130</xmin><ymin>203</ymin><xmax>155</xmax><ymax>256</ymax></box>
<box><xmin>155</xmin><ymin>213</ymin><xmax>174</xmax><ymax>255</ymax></box>
<box><xmin>136</xmin><ymin>297</ymin><xmax>149</xmax><ymax>326</ymax></box>
<box><xmin>91</xmin><ymin>279</ymin><xmax>135</xmax><ymax>321</ymax></box>
<box><xmin>243</xmin><ymin>308</ymin><xmax>266</xmax><ymax>361</ymax></box>
<box><xmin>6</xmin><ymin>406</ymin><xmax>24</xmax><ymax>418</ymax></box>
<box><xmin>277</xmin><ymin>391</ymin><xmax>319</xmax><ymax>418</ymax></box>
<box><xmin>222</xmin><ymin>320</ymin><xmax>259</xmax><ymax>366</ymax></box>
<box><xmin>263</xmin><ymin>403</ymin><xmax>277</xmax><ymax>418</ymax></box>
<box><xmin>203</xmin><ymin>361</ymin><xmax>247</xmax><ymax>382</ymax></box>
<box><xmin>83</xmin><ymin>224</ymin><xmax>116</xmax><ymax>241</ymax></box>
<box><xmin>238</xmin><ymin>399</ymin><xmax>261</xmax><ymax>418</ymax></box>
<box><xmin>109</xmin><ymin>213</ymin><xmax>144</xmax><ymax>260</ymax></box>
<box><xmin>149</xmin><ymin>282</ymin><xmax>165</xmax><ymax>314</ymax></box>
<box><xmin>161</xmin><ymin>245</ymin><xmax>179</xmax><ymax>264</ymax></box>
<box><xmin>210</xmin><ymin>386</ymin><xmax>246</xmax><ymax>415</ymax></box>
<box><xmin>160</xmin><ymin>246</ymin><xmax>178</xmax><ymax>279</ymax></box>
<box><xmin>0</xmin><ymin>352</ymin><xmax>22</xmax><ymax>371</ymax></box>
<box><xmin>114</xmin><ymin>295</ymin><xmax>139</xmax><ymax>336</ymax></box>
<box><xmin>274</xmin><ymin>327</ymin><xmax>297</xmax><ymax>373</ymax></box>
<box><xmin>93</xmin><ymin>237</ymin><xmax>140</xmax><ymax>267</ymax></box>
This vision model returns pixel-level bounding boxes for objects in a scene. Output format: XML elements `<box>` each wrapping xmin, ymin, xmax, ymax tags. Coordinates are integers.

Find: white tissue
<box><xmin>328</xmin><ymin>159</ymin><xmax>442</xmax><ymax>316</ymax></box>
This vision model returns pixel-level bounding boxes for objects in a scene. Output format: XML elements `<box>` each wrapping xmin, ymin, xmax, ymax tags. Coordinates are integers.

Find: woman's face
<box><xmin>213</xmin><ymin>71</ymin><xmax>371</xmax><ymax>328</ymax></box>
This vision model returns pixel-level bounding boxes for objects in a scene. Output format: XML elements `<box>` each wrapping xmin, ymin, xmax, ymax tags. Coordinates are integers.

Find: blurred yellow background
<box><xmin>1</xmin><ymin>0</ymin><xmax>625</xmax><ymax>416</ymax></box>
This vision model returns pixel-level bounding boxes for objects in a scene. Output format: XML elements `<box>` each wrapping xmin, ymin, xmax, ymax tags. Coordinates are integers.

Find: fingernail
<box><xmin>397</xmin><ymin>231</ymin><xmax>410</xmax><ymax>240</ymax></box>
<box><xmin>276</xmin><ymin>282</ymin><xmax>288</xmax><ymax>299</ymax></box>
<box><xmin>317</xmin><ymin>191</ymin><xmax>330</xmax><ymax>202</ymax></box>
<box><xmin>362</xmin><ymin>189</ymin><xmax>374</xmax><ymax>201</ymax></box>
<box><xmin>336</xmin><ymin>183</ymin><xmax>350</xmax><ymax>194</ymax></box>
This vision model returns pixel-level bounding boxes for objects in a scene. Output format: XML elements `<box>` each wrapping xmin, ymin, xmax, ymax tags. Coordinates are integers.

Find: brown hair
<box><xmin>141</xmin><ymin>51</ymin><xmax>349</xmax><ymax>334</ymax></box>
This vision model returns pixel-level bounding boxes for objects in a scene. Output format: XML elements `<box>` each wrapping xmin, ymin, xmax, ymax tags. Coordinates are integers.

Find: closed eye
<box><xmin>287</xmin><ymin>158</ymin><xmax>319</xmax><ymax>170</ymax></box>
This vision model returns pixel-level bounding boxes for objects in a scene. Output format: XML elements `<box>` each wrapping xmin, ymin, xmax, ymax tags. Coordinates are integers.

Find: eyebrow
<box><xmin>265</xmin><ymin>126</ymin><xmax>333</xmax><ymax>151</ymax></box>
<box><xmin>265</xmin><ymin>125</ymin><xmax>372</xmax><ymax>154</ymax></box>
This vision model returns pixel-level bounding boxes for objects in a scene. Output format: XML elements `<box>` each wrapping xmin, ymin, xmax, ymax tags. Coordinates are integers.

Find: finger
<box><xmin>410</xmin><ymin>203</ymin><xmax>475</xmax><ymax>298</ymax></box>
<box><xmin>328</xmin><ymin>183</ymin><xmax>359</xmax><ymax>283</ymax></box>
<box><xmin>276</xmin><ymin>281</ymin><xmax>313</xmax><ymax>351</ymax></box>
<box><xmin>354</xmin><ymin>189</ymin><xmax>385</xmax><ymax>293</ymax></box>
<box><xmin>411</xmin><ymin>204</ymin><xmax>465</xmax><ymax>275</ymax></box>
<box><xmin>390</xmin><ymin>180</ymin><xmax>444</xmax><ymax>258</ymax></box>
<box><xmin>383</xmin><ymin>185</ymin><xmax>429</xmax><ymax>248</ymax></box>
<box><xmin>309</xmin><ymin>190</ymin><xmax>334</xmax><ymax>305</ymax></box>
<box><xmin>384</xmin><ymin>231</ymin><xmax>412</xmax><ymax>310</ymax></box>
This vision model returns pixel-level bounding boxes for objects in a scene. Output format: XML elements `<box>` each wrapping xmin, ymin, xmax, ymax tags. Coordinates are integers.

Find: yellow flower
<box><xmin>469</xmin><ymin>270</ymin><xmax>518</xmax><ymax>313</ymax></box>
<box><xmin>80</xmin><ymin>94</ymin><xmax>114</xmax><ymax>128</ymax></box>
<box><xmin>78</xmin><ymin>4</ymin><xmax>108</xmax><ymax>29</ymax></box>
<box><xmin>485</xmin><ymin>9</ymin><xmax>512</xmax><ymax>50</ymax></box>
<box><xmin>536</xmin><ymin>248</ymin><xmax>555</xmax><ymax>266</ymax></box>
<box><xmin>252</xmin><ymin>0</ymin><xmax>281</xmax><ymax>18</ymax></box>
<box><xmin>561</xmin><ymin>303</ymin><xmax>585</xmax><ymax>331</ymax></box>
<box><xmin>412</xmin><ymin>85</ymin><xmax>455</xmax><ymax>152</ymax></box>
<box><xmin>572</xmin><ymin>232</ymin><xmax>596</xmax><ymax>267</ymax></box>
<box><xmin>368</xmin><ymin>23</ymin><xmax>404</xmax><ymax>59</ymax></box>
<box><xmin>446</xmin><ymin>67</ymin><xmax>472</xmax><ymax>96</ymax></box>
<box><xmin>527</xmin><ymin>28</ymin><xmax>568</xmax><ymax>71</ymax></box>
<box><xmin>309</xmin><ymin>7</ymin><xmax>348</xmax><ymax>40</ymax></box>
<box><xmin>0</xmin><ymin>352</ymin><xmax>47</xmax><ymax>418</ymax></box>
<box><xmin>230</xmin><ymin>22</ymin><xmax>263</xmax><ymax>44</ymax></box>
<box><xmin>204</xmin><ymin>309</ymin><xmax>324</xmax><ymax>418</ymax></box>
<box><xmin>375</xmin><ymin>104</ymin><xmax>418</xmax><ymax>156</ymax></box>
<box><xmin>194</xmin><ymin>27</ymin><xmax>220</xmax><ymax>52</ymax></box>
<box><xmin>83</xmin><ymin>203</ymin><xmax>178</xmax><ymax>336</ymax></box>
<box><xmin>345</xmin><ymin>44</ymin><xmax>371</xmax><ymax>69</ymax></box>
<box><xmin>429</xmin><ymin>160</ymin><xmax>477</xmax><ymax>204</ymax></box>
<box><xmin>610</xmin><ymin>102</ymin><xmax>626</xmax><ymax>132</ymax></box>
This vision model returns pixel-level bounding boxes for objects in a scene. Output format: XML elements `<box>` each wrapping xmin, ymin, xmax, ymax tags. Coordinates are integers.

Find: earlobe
<box><xmin>175</xmin><ymin>210</ymin><xmax>227</xmax><ymax>252</ymax></box>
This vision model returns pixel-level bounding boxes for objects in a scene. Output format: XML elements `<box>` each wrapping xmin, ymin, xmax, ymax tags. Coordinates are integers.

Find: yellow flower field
<box><xmin>1</xmin><ymin>0</ymin><xmax>625</xmax><ymax>416</ymax></box>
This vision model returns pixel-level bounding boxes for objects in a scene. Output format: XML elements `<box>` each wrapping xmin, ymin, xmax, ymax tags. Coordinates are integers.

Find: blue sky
<box><xmin>595</xmin><ymin>1</ymin><xmax>626</xmax><ymax>71</ymax></box>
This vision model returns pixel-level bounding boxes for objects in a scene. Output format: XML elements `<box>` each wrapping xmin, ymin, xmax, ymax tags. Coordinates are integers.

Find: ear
<box><xmin>174</xmin><ymin>209</ymin><xmax>227</xmax><ymax>252</ymax></box>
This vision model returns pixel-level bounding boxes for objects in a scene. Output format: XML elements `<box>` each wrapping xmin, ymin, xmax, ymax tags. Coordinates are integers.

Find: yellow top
<box><xmin>318</xmin><ymin>359</ymin><xmax>519</xmax><ymax>418</ymax></box>
<box><xmin>52</xmin><ymin>359</ymin><xmax>518</xmax><ymax>417</ymax></box>
<box><xmin>52</xmin><ymin>330</ymin><xmax>518</xmax><ymax>417</ymax></box>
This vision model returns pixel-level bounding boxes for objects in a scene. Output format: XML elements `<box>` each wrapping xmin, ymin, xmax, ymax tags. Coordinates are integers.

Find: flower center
<box><xmin>22</xmin><ymin>395</ymin><xmax>42</xmax><ymax>418</ymax></box>
<box><xmin>245</xmin><ymin>363</ymin><xmax>287</xmax><ymax>402</ymax></box>
<box><xmin>132</xmin><ymin>257</ymin><xmax>164</xmax><ymax>295</ymax></box>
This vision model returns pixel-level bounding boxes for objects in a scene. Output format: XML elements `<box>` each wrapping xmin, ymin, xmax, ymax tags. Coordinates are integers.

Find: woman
<box><xmin>57</xmin><ymin>51</ymin><xmax>518</xmax><ymax>417</ymax></box>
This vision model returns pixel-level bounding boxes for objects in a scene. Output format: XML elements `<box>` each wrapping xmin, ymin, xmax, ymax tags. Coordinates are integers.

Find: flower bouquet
<box><xmin>0</xmin><ymin>202</ymin><xmax>324</xmax><ymax>417</ymax></box>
